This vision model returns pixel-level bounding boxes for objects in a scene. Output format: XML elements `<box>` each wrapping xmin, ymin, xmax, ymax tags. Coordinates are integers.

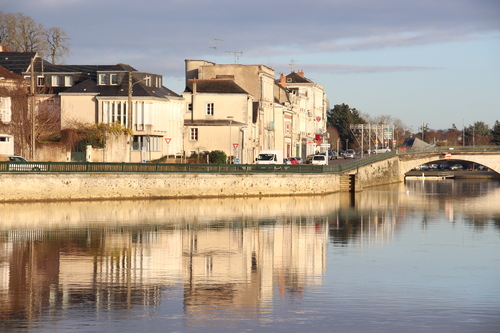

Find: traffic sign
<box><xmin>165</xmin><ymin>138</ymin><xmax>171</xmax><ymax>144</ymax></box>
<box><xmin>233</xmin><ymin>143</ymin><xmax>239</xmax><ymax>149</ymax></box>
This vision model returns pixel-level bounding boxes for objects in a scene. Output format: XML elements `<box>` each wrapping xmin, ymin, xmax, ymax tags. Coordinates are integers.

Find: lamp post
<box><xmin>346</xmin><ymin>139</ymin><xmax>349</xmax><ymax>150</ymax></box>
<box><xmin>337</xmin><ymin>139</ymin><xmax>339</xmax><ymax>157</ymax></box>
<box><xmin>227</xmin><ymin>116</ymin><xmax>234</xmax><ymax>163</ymax></box>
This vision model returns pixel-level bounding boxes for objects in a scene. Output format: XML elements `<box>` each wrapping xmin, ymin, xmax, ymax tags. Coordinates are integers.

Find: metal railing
<box><xmin>1</xmin><ymin>146</ymin><xmax>498</xmax><ymax>174</ymax></box>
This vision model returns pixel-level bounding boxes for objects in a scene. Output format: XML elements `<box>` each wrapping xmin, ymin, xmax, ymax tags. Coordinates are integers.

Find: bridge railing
<box><xmin>397</xmin><ymin>145</ymin><xmax>500</xmax><ymax>155</ymax></box>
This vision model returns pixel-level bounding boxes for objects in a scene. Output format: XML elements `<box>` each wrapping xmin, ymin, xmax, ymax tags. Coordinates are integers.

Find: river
<box><xmin>0</xmin><ymin>179</ymin><xmax>499</xmax><ymax>333</ymax></box>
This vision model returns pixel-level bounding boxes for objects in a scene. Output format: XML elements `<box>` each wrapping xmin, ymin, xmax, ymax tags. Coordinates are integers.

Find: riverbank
<box><xmin>0</xmin><ymin>172</ymin><xmax>341</xmax><ymax>203</ymax></box>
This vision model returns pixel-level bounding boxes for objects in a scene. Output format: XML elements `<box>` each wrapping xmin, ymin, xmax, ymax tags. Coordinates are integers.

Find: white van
<box><xmin>311</xmin><ymin>155</ymin><xmax>328</xmax><ymax>165</ymax></box>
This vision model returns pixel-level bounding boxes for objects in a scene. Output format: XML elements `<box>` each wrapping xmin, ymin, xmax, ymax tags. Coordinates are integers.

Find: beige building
<box><xmin>184</xmin><ymin>60</ymin><xmax>277</xmax><ymax>162</ymax></box>
<box><xmin>184</xmin><ymin>60</ymin><xmax>329</xmax><ymax>162</ymax></box>
<box><xmin>54</xmin><ymin>65</ymin><xmax>185</xmax><ymax>162</ymax></box>
<box><xmin>182</xmin><ymin>78</ymin><xmax>254</xmax><ymax>163</ymax></box>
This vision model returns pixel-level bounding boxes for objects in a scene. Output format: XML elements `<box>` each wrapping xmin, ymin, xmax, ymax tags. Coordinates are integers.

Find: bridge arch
<box><xmin>352</xmin><ymin>150</ymin><xmax>500</xmax><ymax>189</ymax></box>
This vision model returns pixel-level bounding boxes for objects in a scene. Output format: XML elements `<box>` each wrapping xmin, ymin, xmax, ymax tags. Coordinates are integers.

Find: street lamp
<box><xmin>227</xmin><ymin>116</ymin><xmax>234</xmax><ymax>163</ymax></box>
<box><xmin>346</xmin><ymin>139</ymin><xmax>349</xmax><ymax>150</ymax></box>
<box><xmin>337</xmin><ymin>139</ymin><xmax>340</xmax><ymax>157</ymax></box>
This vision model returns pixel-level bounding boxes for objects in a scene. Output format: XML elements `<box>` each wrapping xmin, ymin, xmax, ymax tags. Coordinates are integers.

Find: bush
<box><xmin>209</xmin><ymin>150</ymin><xmax>227</xmax><ymax>164</ymax></box>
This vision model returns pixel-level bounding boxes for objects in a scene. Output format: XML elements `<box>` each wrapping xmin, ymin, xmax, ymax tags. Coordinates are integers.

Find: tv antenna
<box><xmin>226</xmin><ymin>51</ymin><xmax>243</xmax><ymax>64</ymax></box>
<box><xmin>289</xmin><ymin>59</ymin><xmax>297</xmax><ymax>72</ymax></box>
<box><xmin>209</xmin><ymin>39</ymin><xmax>223</xmax><ymax>63</ymax></box>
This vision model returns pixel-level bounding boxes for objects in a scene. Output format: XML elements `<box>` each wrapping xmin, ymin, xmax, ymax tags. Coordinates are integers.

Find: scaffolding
<box><xmin>350</xmin><ymin>124</ymin><xmax>395</xmax><ymax>153</ymax></box>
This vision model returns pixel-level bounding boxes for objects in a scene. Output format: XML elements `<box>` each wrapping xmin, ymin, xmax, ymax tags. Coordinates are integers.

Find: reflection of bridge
<box><xmin>346</xmin><ymin>146</ymin><xmax>500</xmax><ymax>189</ymax></box>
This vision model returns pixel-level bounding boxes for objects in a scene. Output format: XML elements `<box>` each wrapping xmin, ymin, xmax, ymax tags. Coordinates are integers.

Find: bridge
<box><xmin>347</xmin><ymin>146</ymin><xmax>500</xmax><ymax>189</ymax></box>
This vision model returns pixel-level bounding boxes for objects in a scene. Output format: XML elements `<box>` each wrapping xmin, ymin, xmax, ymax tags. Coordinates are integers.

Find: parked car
<box><xmin>414</xmin><ymin>164</ymin><xmax>429</xmax><ymax>171</ymax></box>
<box><xmin>327</xmin><ymin>150</ymin><xmax>338</xmax><ymax>160</ymax></box>
<box><xmin>285</xmin><ymin>157</ymin><xmax>299</xmax><ymax>165</ymax></box>
<box><xmin>373</xmin><ymin>146</ymin><xmax>391</xmax><ymax>154</ymax></box>
<box><xmin>311</xmin><ymin>155</ymin><xmax>328</xmax><ymax>165</ymax></box>
<box><xmin>304</xmin><ymin>155</ymin><xmax>314</xmax><ymax>164</ymax></box>
<box><xmin>344</xmin><ymin>149</ymin><xmax>355</xmax><ymax>159</ymax></box>
<box><xmin>450</xmin><ymin>164</ymin><xmax>463</xmax><ymax>171</ymax></box>
<box><xmin>294</xmin><ymin>157</ymin><xmax>302</xmax><ymax>164</ymax></box>
<box><xmin>2</xmin><ymin>155</ymin><xmax>47</xmax><ymax>171</ymax></box>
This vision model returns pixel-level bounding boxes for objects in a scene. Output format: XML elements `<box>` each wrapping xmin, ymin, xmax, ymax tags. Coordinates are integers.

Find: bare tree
<box><xmin>45</xmin><ymin>27</ymin><xmax>70</xmax><ymax>64</ymax></box>
<box><xmin>0</xmin><ymin>11</ymin><xmax>70</xmax><ymax>63</ymax></box>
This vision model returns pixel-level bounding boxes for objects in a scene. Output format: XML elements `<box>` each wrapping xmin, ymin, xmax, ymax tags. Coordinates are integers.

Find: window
<box><xmin>190</xmin><ymin>128</ymin><xmax>198</xmax><ymax>141</ymax></box>
<box><xmin>64</xmin><ymin>76</ymin><xmax>73</xmax><ymax>86</ymax></box>
<box><xmin>0</xmin><ymin>97</ymin><xmax>12</xmax><ymax>123</ymax></box>
<box><xmin>110</xmin><ymin>74</ymin><xmax>118</xmax><ymax>85</ymax></box>
<box><xmin>37</xmin><ymin>76</ymin><xmax>44</xmax><ymax>86</ymax></box>
<box><xmin>206</xmin><ymin>103</ymin><xmax>214</xmax><ymax>116</ymax></box>
<box><xmin>98</xmin><ymin>74</ymin><xmax>107</xmax><ymax>85</ymax></box>
<box><xmin>132</xmin><ymin>135</ymin><xmax>161</xmax><ymax>151</ymax></box>
<box><xmin>144</xmin><ymin>76</ymin><xmax>151</xmax><ymax>86</ymax></box>
<box><xmin>51</xmin><ymin>76</ymin><xmax>59</xmax><ymax>86</ymax></box>
<box><xmin>187</xmin><ymin>103</ymin><xmax>192</xmax><ymax>112</ymax></box>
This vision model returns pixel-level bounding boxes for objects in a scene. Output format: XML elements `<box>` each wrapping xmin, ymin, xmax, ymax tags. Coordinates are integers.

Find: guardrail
<box><xmin>0</xmin><ymin>161</ymin><xmax>346</xmax><ymax>174</ymax></box>
<box><xmin>1</xmin><ymin>146</ymin><xmax>498</xmax><ymax>174</ymax></box>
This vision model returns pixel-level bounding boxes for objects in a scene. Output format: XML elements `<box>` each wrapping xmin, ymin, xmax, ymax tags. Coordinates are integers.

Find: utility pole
<box><xmin>29</xmin><ymin>57</ymin><xmax>36</xmax><ymax>160</ymax></box>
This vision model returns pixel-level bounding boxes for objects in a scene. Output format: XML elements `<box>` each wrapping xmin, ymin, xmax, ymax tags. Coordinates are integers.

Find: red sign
<box><xmin>316</xmin><ymin>117</ymin><xmax>321</xmax><ymax>122</ymax></box>
<box><xmin>445</xmin><ymin>153</ymin><xmax>452</xmax><ymax>158</ymax></box>
<box><xmin>233</xmin><ymin>143</ymin><xmax>239</xmax><ymax>150</ymax></box>
<box><xmin>165</xmin><ymin>138</ymin><xmax>171</xmax><ymax>144</ymax></box>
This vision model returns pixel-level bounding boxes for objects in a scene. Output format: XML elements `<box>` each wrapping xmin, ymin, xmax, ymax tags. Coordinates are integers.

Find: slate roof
<box><xmin>184</xmin><ymin>79</ymin><xmax>249</xmax><ymax>94</ymax></box>
<box><xmin>286</xmin><ymin>71</ymin><xmax>313</xmax><ymax>84</ymax></box>
<box><xmin>0</xmin><ymin>52</ymin><xmax>48</xmax><ymax>74</ymax></box>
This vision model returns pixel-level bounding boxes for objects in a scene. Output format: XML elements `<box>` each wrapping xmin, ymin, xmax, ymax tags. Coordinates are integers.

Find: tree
<box><xmin>491</xmin><ymin>120</ymin><xmax>500</xmax><ymax>145</ymax></box>
<box><xmin>465</xmin><ymin>121</ymin><xmax>491</xmax><ymax>146</ymax></box>
<box><xmin>209</xmin><ymin>150</ymin><xmax>227</xmax><ymax>164</ymax></box>
<box><xmin>327</xmin><ymin>103</ymin><xmax>366</xmax><ymax>150</ymax></box>
<box><xmin>0</xmin><ymin>11</ymin><xmax>70</xmax><ymax>63</ymax></box>
<box><xmin>45</xmin><ymin>27</ymin><xmax>70</xmax><ymax>64</ymax></box>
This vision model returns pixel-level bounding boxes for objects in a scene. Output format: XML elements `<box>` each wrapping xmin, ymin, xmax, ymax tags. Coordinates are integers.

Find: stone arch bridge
<box><xmin>346</xmin><ymin>147</ymin><xmax>500</xmax><ymax>190</ymax></box>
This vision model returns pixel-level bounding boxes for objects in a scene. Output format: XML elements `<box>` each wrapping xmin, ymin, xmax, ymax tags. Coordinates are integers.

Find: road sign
<box><xmin>233</xmin><ymin>143</ymin><xmax>239</xmax><ymax>150</ymax></box>
<box><xmin>235</xmin><ymin>158</ymin><xmax>240</xmax><ymax>163</ymax></box>
<box><xmin>165</xmin><ymin>138</ymin><xmax>171</xmax><ymax>144</ymax></box>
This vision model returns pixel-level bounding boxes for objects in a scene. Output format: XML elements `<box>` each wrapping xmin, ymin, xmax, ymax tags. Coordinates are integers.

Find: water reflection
<box><xmin>0</xmin><ymin>180</ymin><xmax>499</xmax><ymax>332</ymax></box>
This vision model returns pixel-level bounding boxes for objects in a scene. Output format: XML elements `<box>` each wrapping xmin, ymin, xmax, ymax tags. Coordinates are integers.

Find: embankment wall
<box><xmin>0</xmin><ymin>172</ymin><xmax>341</xmax><ymax>202</ymax></box>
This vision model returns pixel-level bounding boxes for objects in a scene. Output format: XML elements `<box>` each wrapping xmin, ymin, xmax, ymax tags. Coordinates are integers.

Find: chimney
<box><xmin>280</xmin><ymin>73</ymin><xmax>286</xmax><ymax>88</ymax></box>
<box><xmin>297</xmin><ymin>70</ymin><xmax>304</xmax><ymax>77</ymax></box>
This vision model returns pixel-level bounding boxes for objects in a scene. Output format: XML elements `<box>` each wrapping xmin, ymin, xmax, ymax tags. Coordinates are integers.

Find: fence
<box><xmin>1</xmin><ymin>146</ymin><xmax>498</xmax><ymax>174</ymax></box>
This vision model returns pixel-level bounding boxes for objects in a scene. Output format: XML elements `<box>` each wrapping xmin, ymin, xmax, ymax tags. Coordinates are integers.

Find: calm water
<box><xmin>1</xmin><ymin>180</ymin><xmax>499</xmax><ymax>333</ymax></box>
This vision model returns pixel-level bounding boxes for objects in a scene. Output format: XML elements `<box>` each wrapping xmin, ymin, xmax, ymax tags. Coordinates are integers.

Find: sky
<box><xmin>2</xmin><ymin>0</ymin><xmax>500</xmax><ymax>131</ymax></box>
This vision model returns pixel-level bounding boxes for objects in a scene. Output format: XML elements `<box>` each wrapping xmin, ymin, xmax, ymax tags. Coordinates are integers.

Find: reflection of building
<box><xmin>0</xmin><ymin>217</ymin><xmax>328</xmax><ymax>326</ymax></box>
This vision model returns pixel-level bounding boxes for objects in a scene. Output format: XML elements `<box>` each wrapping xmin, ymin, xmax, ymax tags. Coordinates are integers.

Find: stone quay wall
<box><xmin>0</xmin><ymin>172</ymin><xmax>341</xmax><ymax>202</ymax></box>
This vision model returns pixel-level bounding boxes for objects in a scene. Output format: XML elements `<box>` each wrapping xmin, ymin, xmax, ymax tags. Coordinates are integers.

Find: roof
<box><xmin>0</xmin><ymin>65</ymin><xmax>23</xmax><ymax>80</ymax></box>
<box><xmin>0</xmin><ymin>52</ymin><xmax>49</xmax><ymax>74</ymax></box>
<box><xmin>184</xmin><ymin>79</ymin><xmax>249</xmax><ymax>94</ymax></box>
<box><xmin>401</xmin><ymin>137</ymin><xmax>430</xmax><ymax>148</ymax></box>
<box><xmin>286</xmin><ymin>71</ymin><xmax>313</xmax><ymax>84</ymax></box>
<box><xmin>184</xmin><ymin>119</ymin><xmax>245</xmax><ymax>126</ymax></box>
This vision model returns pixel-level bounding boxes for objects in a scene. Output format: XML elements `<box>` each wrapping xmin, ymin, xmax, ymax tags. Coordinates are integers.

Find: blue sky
<box><xmin>2</xmin><ymin>0</ymin><xmax>499</xmax><ymax>131</ymax></box>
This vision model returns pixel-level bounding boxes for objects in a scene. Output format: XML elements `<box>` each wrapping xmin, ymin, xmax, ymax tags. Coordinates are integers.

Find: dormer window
<box><xmin>144</xmin><ymin>76</ymin><xmax>151</xmax><ymax>86</ymax></box>
<box><xmin>51</xmin><ymin>76</ymin><xmax>60</xmax><ymax>87</ymax></box>
<box><xmin>110</xmin><ymin>74</ymin><xmax>118</xmax><ymax>85</ymax></box>
<box><xmin>98</xmin><ymin>74</ymin><xmax>107</xmax><ymax>85</ymax></box>
<box><xmin>64</xmin><ymin>76</ymin><xmax>73</xmax><ymax>86</ymax></box>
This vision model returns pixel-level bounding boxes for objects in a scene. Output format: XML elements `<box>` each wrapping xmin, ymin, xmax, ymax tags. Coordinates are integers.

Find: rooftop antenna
<box><xmin>226</xmin><ymin>51</ymin><xmax>243</xmax><ymax>64</ymax></box>
<box><xmin>210</xmin><ymin>39</ymin><xmax>223</xmax><ymax>63</ymax></box>
<box><xmin>289</xmin><ymin>59</ymin><xmax>297</xmax><ymax>72</ymax></box>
